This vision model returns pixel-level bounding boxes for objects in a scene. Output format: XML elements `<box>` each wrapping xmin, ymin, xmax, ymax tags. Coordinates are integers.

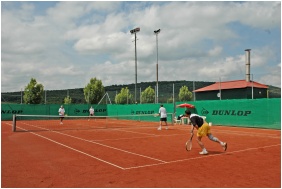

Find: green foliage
<box><xmin>178</xmin><ymin>85</ymin><xmax>193</xmax><ymax>101</ymax></box>
<box><xmin>83</xmin><ymin>78</ymin><xmax>105</xmax><ymax>104</ymax></box>
<box><xmin>167</xmin><ymin>97</ymin><xmax>173</xmax><ymax>103</ymax></box>
<box><xmin>141</xmin><ymin>86</ymin><xmax>155</xmax><ymax>103</ymax></box>
<box><xmin>23</xmin><ymin>78</ymin><xmax>44</xmax><ymax>104</ymax></box>
<box><xmin>3</xmin><ymin>80</ymin><xmax>280</xmax><ymax>104</ymax></box>
<box><xmin>115</xmin><ymin>87</ymin><xmax>133</xmax><ymax>104</ymax></box>
<box><xmin>64</xmin><ymin>96</ymin><xmax>72</xmax><ymax>104</ymax></box>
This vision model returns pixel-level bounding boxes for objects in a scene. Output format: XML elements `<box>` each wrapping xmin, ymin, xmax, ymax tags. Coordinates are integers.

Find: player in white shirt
<box><xmin>58</xmin><ymin>105</ymin><xmax>65</xmax><ymax>124</ymax></box>
<box><xmin>88</xmin><ymin>106</ymin><xmax>94</xmax><ymax>121</ymax></box>
<box><xmin>158</xmin><ymin>104</ymin><xmax>168</xmax><ymax>130</ymax></box>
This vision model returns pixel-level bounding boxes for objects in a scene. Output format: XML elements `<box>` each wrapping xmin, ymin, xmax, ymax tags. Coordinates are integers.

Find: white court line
<box><xmin>93</xmin><ymin>133</ymin><xmax>188</xmax><ymax>142</ymax></box>
<box><xmin>17</xmin><ymin>122</ymin><xmax>167</xmax><ymax>164</ymax></box>
<box><xmin>213</xmin><ymin>130</ymin><xmax>281</xmax><ymax>138</ymax></box>
<box><xmin>123</xmin><ymin>143</ymin><xmax>281</xmax><ymax>170</ymax></box>
<box><xmin>16</xmin><ymin>126</ymin><xmax>126</xmax><ymax>170</ymax></box>
<box><xmin>52</xmin><ymin>130</ymin><xmax>167</xmax><ymax>163</ymax></box>
<box><xmin>112</xmin><ymin>128</ymin><xmax>159</xmax><ymax>136</ymax></box>
<box><xmin>176</xmin><ymin>126</ymin><xmax>280</xmax><ymax>138</ymax></box>
<box><xmin>6</xmin><ymin>123</ymin><xmax>281</xmax><ymax>171</ymax></box>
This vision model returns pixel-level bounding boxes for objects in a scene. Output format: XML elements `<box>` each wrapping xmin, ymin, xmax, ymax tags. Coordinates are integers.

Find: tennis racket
<box><xmin>185</xmin><ymin>129</ymin><xmax>194</xmax><ymax>151</ymax></box>
<box><xmin>153</xmin><ymin>113</ymin><xmax>159</xmax><ymax>117</ymax></box>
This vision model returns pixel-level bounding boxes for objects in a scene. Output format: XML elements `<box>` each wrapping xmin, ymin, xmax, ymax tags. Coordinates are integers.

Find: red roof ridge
<box><xmin>194</xmin><ymin>79</ymin><xmax>268</xmax><ymax>92</ymax></box>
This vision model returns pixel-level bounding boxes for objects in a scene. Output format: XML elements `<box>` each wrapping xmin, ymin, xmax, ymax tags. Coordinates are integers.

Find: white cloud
<box><xmin>1</xmin><ymin>1</ymin><xmax>281</xmax><ymax>92</ymax></box>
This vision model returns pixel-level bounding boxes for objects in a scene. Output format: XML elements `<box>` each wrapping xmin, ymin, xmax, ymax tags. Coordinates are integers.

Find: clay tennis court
<box><xmin>1</xmin><ymin>119</ymin><xmax>281</xmax><ymax>187</ymax></box>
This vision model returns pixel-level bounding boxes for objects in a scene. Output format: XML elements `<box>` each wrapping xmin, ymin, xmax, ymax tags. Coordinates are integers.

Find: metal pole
<box><xmin>156</xmin><ymin>33</ymin><xmax>159</xmax><ymax>104</ymax></box>
<box><xmin>173</xmin><ymin>83</ymin><xmax>175</xmax><ymax>113</ymax></box>
<box><xmin>219</xmin><ymin>77</ymin><xmax>222</xmax><ymax>100</ymax></box>
<box><xmin>173</xmin><ymin>83</ymin><xmax>174</xmax><ymax>104</ymax></box>
<box><xmin>193</xmin><ymin>81</ymin><xmax>195</xmax><ymax>101</ymax></box>
<box><xmin>154</xmin><ymin>29</ymin><xmax>161</xmax><ymax>103</ymax></box>
<box><xmin>130</xmin><ymin>27</ymin><xmax>140</xmax><ymax>103</ymax></box>
<box><xmin>140</xmin><ymin>87</ymin><xmax>141</xmax><ymax>104</ymax></box>
<box><xmin>135</xmin><ymin>33</ymin><xmax>137</xmax><ymax>103</ymax></box>
<box><xmin>155</xmin><ymin>86</ymin><xmax>156</xmax><ymax>103</ymax></box>
<box><xmin>21</xmin><ymin>88</ymin><xmax>22</xmax><ymax>104</ymax></box>
<box><xmin>251</xmin><ymin>74</ymin><xmax>254</xmax><ymax>99</ymax></box>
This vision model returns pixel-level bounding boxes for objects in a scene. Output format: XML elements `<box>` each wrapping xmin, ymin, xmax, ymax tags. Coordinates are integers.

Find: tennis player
<box><xmin>185</xmin><ymin>110</ymin><xmax>227</xmax><ymax>155</ymax></box>
<box><xmin>58</xmin><ymin>105</ymin><xmax>65</xmax><ymax>124</ymax></box>
<box><xmin>158</xmin><ymin>104</ymin><xmax>168</xmax><ymax>130</ymax></box>
<box><xmin>88</xmin><ymin>106</ymin><xmax>94</xmax><ymax>121</ymax></box>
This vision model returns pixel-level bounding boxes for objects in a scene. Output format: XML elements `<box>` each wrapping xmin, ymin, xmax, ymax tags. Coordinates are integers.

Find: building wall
<box><xmin>195</xmin><ymin>87</ymin><xmax>268</xmax><ymax>100</ymax></box>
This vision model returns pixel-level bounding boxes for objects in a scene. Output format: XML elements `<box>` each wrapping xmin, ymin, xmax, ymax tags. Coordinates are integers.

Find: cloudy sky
<box><xmin>1</xmin><ymin>1</ymin><xmax>281</xmax><ymax>92</ymax></box>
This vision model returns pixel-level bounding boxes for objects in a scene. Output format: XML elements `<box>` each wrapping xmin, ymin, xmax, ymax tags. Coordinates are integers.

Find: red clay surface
<box><xmin>1</xmin><ymin>120</ymin><xmax>281</xmax><ymax>188</ymax></box>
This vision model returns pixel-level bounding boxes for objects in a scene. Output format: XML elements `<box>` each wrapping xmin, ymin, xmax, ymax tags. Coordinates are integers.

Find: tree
<box><xmin>141</xmin><ymin>86</ymin><xmax>155</xmax><ymax>103</ymax></box>
<box><xmin>178</xmin><ymin>85</ymin><xmax>193</xmax><ymax>101</ymax></box>
<box><xmin>23</xmin><ymin>78</ymin><xmax>44</xmax><ymax>104</ymax></box>
<box><xmin>115</xmin><ymin>87</ymin><xmax>133</xmax><ymax>104</ymax></box>
<box><xmin>64</xmin><ymin>96</ymin><xmax>72</xmax><ymax>104</ymax></box>
<box><xmin>167</xmin><ymin>97</ymin><xmax>173</xmax><ymax>103</ymax></box>
<box><xmin>84</xmin><ymin>78</ymin><xmax>105</xmax><ymax>104</ymax></box>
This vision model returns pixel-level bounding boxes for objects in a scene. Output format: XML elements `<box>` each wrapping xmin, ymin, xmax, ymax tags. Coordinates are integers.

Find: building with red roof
<box><xmin>193</xmin><ymin>80</ymin><xmax>268</xmax><ymax>100</ymax></box>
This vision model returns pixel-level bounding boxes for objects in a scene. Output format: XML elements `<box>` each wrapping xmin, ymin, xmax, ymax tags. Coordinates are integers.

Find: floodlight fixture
<box><xmin>130</xmin><ymin>27</ymin><xmax>140</xmax><ymax>34</ymax></box>
<box><xmin>154</xmin><ymin>29</ymin><xmax>161</xmax><ymax>34</ymax></box>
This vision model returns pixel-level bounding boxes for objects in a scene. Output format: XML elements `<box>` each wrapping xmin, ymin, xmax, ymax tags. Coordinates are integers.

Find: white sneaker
<box><xmin>199</xmin><ymin>149</ymin><xmax>208</xmax><ymax>155</ymax></box>
<box><xmin>60</xmin><ymin>122</ymin><xmax>63</xmax><ymax>125</ymax></box>
<box><xmin>222</xmin><ymin>142</ymin><xmax>227</xmax><ymax>151</ymax></box>
<box><xmin>166</xmin><ymin>127</ymin><xmax>168</xmax><ymax>130</ymax></box>
<box><xmin>157</xmin><ymin>126</ymin><xmax>161</xmax><ymax>130</ymax></box>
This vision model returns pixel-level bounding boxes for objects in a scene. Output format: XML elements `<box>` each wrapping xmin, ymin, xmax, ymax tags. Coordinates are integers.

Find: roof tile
<box><xmin>194</xmin><ymin>80</ymin><xmax>268</xmax><ymax>92</ymax></box>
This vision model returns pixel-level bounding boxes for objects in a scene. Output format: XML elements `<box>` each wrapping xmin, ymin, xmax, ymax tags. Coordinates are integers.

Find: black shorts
<box><xmin>160</xmin><ymin>117</ymin><xmax>167</xmax><ymax>121</ymax></box>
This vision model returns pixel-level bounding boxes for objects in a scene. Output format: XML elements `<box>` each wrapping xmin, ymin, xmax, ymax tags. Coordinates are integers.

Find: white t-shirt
<box><xmin>159</xmin><ymin>107</ymin><xmax>167</xmax><ymax>118</ymax></box>
<box><xmin>58</xmin><ymin>108</ymin><xmax>65</xmax><ymax>116</ymax></box>
<box><xmin>190</xmin><ymin>113</ymin><xmax>199</xmax><ymax>118</ymax></box>
<box><xmin>89</xmin><ymin>108</ymin><xmax>94</xmax><ymax>115</ymax></box>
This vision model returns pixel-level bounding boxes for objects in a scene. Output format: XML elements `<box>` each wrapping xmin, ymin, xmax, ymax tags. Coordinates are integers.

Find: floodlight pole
<box><xmin>130</xmin><ymin>27</ymin><xmax>140</xmax><ymax>103</ymax></box>
<box><xmin>154</xmin><ymin>29</ymin><xmax>161</xmax><ymax>103</ymax></box>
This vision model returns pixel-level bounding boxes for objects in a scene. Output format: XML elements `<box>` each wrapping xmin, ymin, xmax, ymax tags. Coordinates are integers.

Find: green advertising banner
<box><xmin>1</xmin><ymin>104</ymin><xmax>107</xmax><ymax>120</ymax></box>
<box><xmin>175</xmin><ymin>98</ymin><xmax>280</xmax><ymax>129</ymax></box>
<box><xmin>1</xmin><ymin>98</ymin><xmax>280</xmax><ymax>129</ymax></box>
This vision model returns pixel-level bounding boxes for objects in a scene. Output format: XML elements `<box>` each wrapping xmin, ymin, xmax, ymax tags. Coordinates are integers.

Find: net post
<box><xmin>12</xmin><ymin>114</ymin><xmax>16</xmax><ymax>132</ymax></box>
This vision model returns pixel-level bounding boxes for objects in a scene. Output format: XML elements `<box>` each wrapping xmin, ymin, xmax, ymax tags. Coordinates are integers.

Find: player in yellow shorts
<box><xmin>185</xmin><ymin>110</ymin><xmax>227</xmax><ymax>155</ymax></box>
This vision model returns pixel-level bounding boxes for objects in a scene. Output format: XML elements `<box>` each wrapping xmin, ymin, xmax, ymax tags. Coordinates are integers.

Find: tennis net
<box><xmin>12</xmin><ymin>113</ymin><xmax>174</xmax><ymax>132</ymax></box>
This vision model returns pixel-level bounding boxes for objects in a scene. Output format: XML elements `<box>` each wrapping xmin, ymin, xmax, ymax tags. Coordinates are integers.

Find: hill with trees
<box><xmin>1</xmin><ymin>80</ymin><xmax>281</xmax><ymax>104</ymax></box>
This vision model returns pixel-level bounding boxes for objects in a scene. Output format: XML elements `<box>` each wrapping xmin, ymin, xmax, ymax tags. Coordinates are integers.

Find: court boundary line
<box><xmin>4</xmin><ymin>122</ymin><xmax>281</xmax><ymax>171</ymax></box>
<box><xmin>123</xmin><ymin>143</ymin><xmax>281</xmax><ymax>170</ymax></box>
<box><xmin>17</xmin><ymin>122</ymin><xmax>168</xmax><ymax>164</ymax></box>
<box><xmin>51</xmin><ymin>129</ymin><xmax>168</xmax><ymax>163</ymax></box>
<box><xmin>16</xmin><ymin>125</ymin><xmax>126</xmax><ymax>170</ymax></box>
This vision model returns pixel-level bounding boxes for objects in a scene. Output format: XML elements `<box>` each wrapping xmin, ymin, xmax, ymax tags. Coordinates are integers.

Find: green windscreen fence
<box><xmin>2</xmin><ymin>98</ymin><xmax>281</xmax><ymax>129</ymax></box>
<box><xmin>106</xmin><ymin>103</ymin><xmax>174</xmax><ymax>123</ymax></box>
<box><xmin>1</xmin><ymin>104</ymin><xmax>107</xmax><ymax>120</ymax></box>
<box><xmin>175</xmin><ymin>98</ymin><xmax>281</xmax><ymax>129</ymax></box>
